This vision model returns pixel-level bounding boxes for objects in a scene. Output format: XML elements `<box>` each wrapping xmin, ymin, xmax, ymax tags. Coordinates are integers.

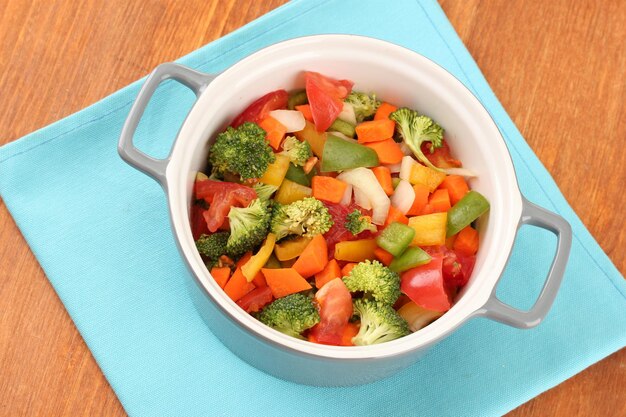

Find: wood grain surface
<box><xmin>0</xmin><ymin>1</ymin><xmax>624</xmax><ymax>416</ymax></box>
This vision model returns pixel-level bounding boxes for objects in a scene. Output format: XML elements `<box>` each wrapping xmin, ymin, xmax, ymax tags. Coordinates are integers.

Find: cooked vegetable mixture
<box><xmin>191</xmin><ymin>71</ymin><xmax>490</xmax><ymax>346</ymax></box>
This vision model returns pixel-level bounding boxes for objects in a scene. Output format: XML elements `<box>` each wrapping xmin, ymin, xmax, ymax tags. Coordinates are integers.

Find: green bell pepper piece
<box><xmin>320</xmin><ymin>135</ymin><xmax>379</xmax><ymax>172</ymax></box>
<box><xmin>389</xmin><ymin>247</ymin><xmax>431</xmax><ymax>273</ymax></box>
<box><xmin>287</xmin><ymin>89</ymin><xmax>308</xmax><ymax>110</ymax></box>
<box><xmin>446</xmin><ymin>190</ymin><xmax>490</xmax><ymax>237</ymax></box>
<box><xmin>376</xmin><ymin>222</ymin><xmax>415</xmax><ymax>256</ymax></box>
<box><xmin>285</xmin><ymin>163</ymin><xmax>312</xmax><ymax>186</ymax></box>
<box><xmin>328</xmin><ymin>118</ymin><xmax>356</xmax><ymax>138</ymax></box>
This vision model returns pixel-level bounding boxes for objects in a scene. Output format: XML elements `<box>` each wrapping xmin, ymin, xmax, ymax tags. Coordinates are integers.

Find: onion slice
<box><xmin>337</xmin><ymin>167</ymin><xmax>390</xmax><ymax>225</ymax></box>
<box><xmin>445</xmin><ymin>167</ymin><xmax>478</xmax><ymax>178</ymax></box>
<box><xmin>390</xmin><ymin>180</ymin><xmax>415</xmax><ymax>214</ymax></box>
<box><xmin>337</xmin><ymin>102</ymin><xmax>357</xmax><ymax>126</ymax></box>
<box><xmin>340</xmin><ymin>184</ymin><xmax>353</xmax><ymax>206</ymax></box>
<box><xmin>399</xmin><ymin>155</ymin><xmax>415</xmax><ymax>181</ymax></box>
<box><xmin>268</xmin><ymin>110</ymin><xmax>306</xmax><ymax>132</ymax></box>
<box><xmin>353</xmin><ymin>188</ymin><xmax>372</xmax><ymax>210</ymax></box>
<box><xmin>385</xmin><ymin>162</ymin><xmax>402</xmax><ymax>174</ymax></box>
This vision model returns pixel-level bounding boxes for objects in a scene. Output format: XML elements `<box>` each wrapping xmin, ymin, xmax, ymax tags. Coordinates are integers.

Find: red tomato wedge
<box><xmin>190</xmin><ymin>203</ymin><xmax>210</xmax><ymax>240</ymax></box>
<box><xmin>305</xmin><ymin>71</ymin><xmax>353</xmax><ymax>132</ymax></box>
<box><xmin>421</xmin><ymin>140</ymin><xmax>462</xmax><ymax>168</ymax></box>
<box><xmin>194</xmin><ymin>179</ymin><xmax>257</xmax><ymax>232</ymax></box>
<box><xmin>236</xmin><ymin>286</ymin><xmax>273</xmax><ymax>313</ymax></box>
<box><xmin>400</xmin><ymin>253</ymin><xmax>452</xmax><ymax>312</ymax></box>
<box><xmin>309</xmin><ymin>278</ymin><xmax>353</xmax><ymax>345</ymax></box>
<box><xmin>230</xmin><ymin>90</ymin><xmax>289</xmax><ymax>128</ymax></box>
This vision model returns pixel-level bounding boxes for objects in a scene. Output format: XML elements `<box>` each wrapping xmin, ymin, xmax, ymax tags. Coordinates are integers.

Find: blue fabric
<box><xmin>1</xmin><ymin>0</ymin><xmax>624</xmax><ymax>416</ymax></box>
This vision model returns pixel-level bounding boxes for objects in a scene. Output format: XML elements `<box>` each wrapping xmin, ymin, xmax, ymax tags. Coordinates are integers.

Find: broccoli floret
<box><xmin>344</xmin><ymin>91</ymin><xmax>381</xmax><ymax>122</ymax></box>
<box><xmin>226</xmin><ymin>198</ymin><xmax>272</xmax><ymax>256</ymax></box>
<box><xmin>389</xmin><ymin>108</ymin><xmax>444</xmax><ymax>171</ymax></box>
<box><xmin>351</xmin><ymin>299</ymin><xmax>410</xmax><ymax>345</ymax></box>
<box><xmin>345</xmin><ymin>210</ymin><xmax>377</xmax><ymax>235</ymax></box>
<box><xmin>256</xmin><ymin>293</ymin><xmax>320</xmax><ymax>339</ymax></box>
<box><xmin>343</xmin><ymin>260</ymin><xmax>401</xmax><ymax>305</ymax></box>
<box><xmin>270</xmin><ymin>197</ymin><xmax>333</xmax><ymax>241</ymax></box>
<box><xmin>195</xmin><ymin>232</ymin><xmax>229</xmax><ymax>260</ymax></box>
<box><xmin>209</xmin><ymin>122</ymin><xmax>276</xmax><ymax>180</ymax></box>
<box><xmin>253</xmin><ymin>182</ymin><xmax>278</xmax><ymax>201</ymax></box>
<box><xmin>280</xmin><ymin>136</ymin><xmax>311</xmax><ymax>167</ymax></box>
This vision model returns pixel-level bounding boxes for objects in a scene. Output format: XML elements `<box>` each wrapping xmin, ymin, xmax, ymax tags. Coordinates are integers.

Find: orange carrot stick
<box><xmin>438</xmin><ymin>175</ymin><xmax>469</xmax><ymax>205</ymax></box>
<box><xmin>223</xmin><ymin>267</ymin><xmax>256</xmax><ymax>302</ymax></box>
<box><xmin>355</xmin><ymin>119</ymin><xmax>395</xmax><ymax>143</ymax></box>
<box><xmin>428</xmin><ymin>189</ymin><xmax>451</xmax><ymax>213</ymax></box>
<box><xmin>210</xmin><ymin>267</ymin><xmax>231</xmax><ymax>289</ymax></box>
<box><xmin>385</xmin><ymin>205</ymin><xmax>409</xmax><ymax>226</ymax></box>
<box><xmin>295</xmin><ymin>104</ymin><xmax>314</xmax><ymax>123</ymax></box>
<box><xmin>314</xmin><ymin>259</ymin><xmax>342</xmax><ymax>289</ymax></box>
<box><xmin>259</xmin><ymin>116</ymin><xmax>287</xmax><ymax>150</ymax></box>
<box><xmin>311</xmin><ymin>175</ymin><xmax>348</xmax><ymax>204</ymax></box>
<box><xmin>365</xmin><ymin>139</ymin><xmax>404</xmax><ymax>165</ymax></box>
<box><xmin>262</xmin><ymin>268</ymin><xmax>312</xmax><ymax>298</ymax></box>
<box><xmin>374</xmin><ymin>102</ymin><xmax>398</xmax><ymax>120</ymax></box>
<box><xmin>371</xmin><ymin>166</ymin><xmax>394</xmax><ymax>196</ymax></box>
<box><xmin>453</xmin><ymin>226</ymin><xmax>479</xmax><ymax>255</ymax></box>
<box><xmin>373</xmin><ymin>247</ymin><xmax>394</xmax><ymax>266</ymax></box>
<box><xmin>341</xmin><ymin>262</ymin><xmax>358</xmax><ymax>276</ymax></box>
<box><xmin>292</xmin><ymin>234</ymin><xmax>328</xmax><ymax>278</ymax></box>
<box><xmin>406</xmin><ymin>184</ymin><xmax>430</xmax><ymax>216</ymax></box>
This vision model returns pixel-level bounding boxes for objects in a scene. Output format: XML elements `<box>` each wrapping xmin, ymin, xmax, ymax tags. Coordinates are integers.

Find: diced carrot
<box><xmin>406</xmin><ymin>184</ymin><xmax>430</xmax><ymax>216</ymax></box>
<box><xmin>374</xmin><ymin>102</ymin><xmax>398</xmax><ymax>120</ymax></box>
<box><xmin>428</xmin><ymin>189</ymin><xmax>451</xmax><ymax>213</ymax></box>
<box><xmin>453</xmin><ymin>226</ymin><xmax>479</xmax><ymax>255</ymax></box>
<box><xmin>385</xmin><ymin>205</ymin><xmax>409</xmax><ymax>226</ymax></box>
<box><xmin>223</xmin><ymin>267</ymin><xmax>256</xmax><ymax>302</ymax></box>
<box><xmin>210</xmin><ymin>267</ymin><xmax>231</xmax><ymax>289</ymax></box>
<box><xmin>259</xmin><ymin>116</ymin><xmax>287</xmax><ymax>150</ymax></box>
<box><xmin>236</xmin><ymin>252</ymin><xmax>253</xmax><ymax>268</ymax></box>
<box><xmin>292</xmin><ymin>234</ymin><xmax>328</xmax><ymax>278</ymax></box>
<box><xmin>373</xmin><ymin>247</ymin><xmax>394</xmax><ymax>266</ymax></box>
<box><xmin>252</xmin><ymin>270</ymin><xmax>267</xmax><ymax>287</ymax></box>
<box><xmin>314</xmin><ymin>259</ymin><xmax>342</xmax><ymax>289</ymax></box>
<box><xmin>262</xmin><ymin>268</ymin><xmax>312</xmax><ymax>298</ymax></box>
<box><xmin>438</xmin><ymin>175</ymin><xmax>469</xmax><ymax>205</ymax></box>
<box><xmin>341</xmin><ymin>262</ymin><xmax>358</xmax><ymax>276</ymax></box>
<box><xmin>295</xmin><ymin>104</ymin><xmax>313</xmax><ymax>123</ymax></box>
<box><xmin>340</xmin><ymin>322</ymin><xmax>360</xmax><ymax>346</ymax></box>
<box><xmin>445</xmin><ymin>235</ymin><xmax>457</xmax><ymax>250</ymax></box>
<box><xmin>365</xmin><ymin>139</ymin><xmax>404</xmax><ymax>165</ymax></box>
<box><xmin>311</xmin><ymin>176</ymin><xmax>348</xmax><ymax>204</ymax></box>
<box><xmin>421</xmin><ymin>204</ymin><xmax>435</xmax><ymax>215</ymax></box>
<box><xmin>371</xmin><ymin>166</ymin><xmax>394</xmax><ymax>196</ymax></box>
<box><xmin>355</xmin><ymin>119</ymin><xmax>396</xmax><ymax>143</ymax></box>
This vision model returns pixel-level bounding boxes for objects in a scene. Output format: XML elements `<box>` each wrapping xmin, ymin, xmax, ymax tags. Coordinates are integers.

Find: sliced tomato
<box><xmin>309</xmin><ymin>278</ymin><xmax>353</xmax><ymax>345</ymax></box>
<box><xmin>421</xmin><ymin>140</ymin><xmax>462</xmax><ymax>168</ymax></box>
<box><xmin>305</xmin><ymin>72</ymin><xmax>353</xmax><ymax>132</ymax></box>
<box><xmin>194</xmin><ymin>179</ymin><xmax>257</xmax><ymax>232</ymax></box>
<box><xmin>323</xmin><ymin>202</ymin><xmax>375</xmax><ymax>258</ymax></box>
<box><xmin>236</xmin><ymin>286</ymin><xmax>273</xmax><ymax>313</ymax></box>
<box><xmin>230</xmin><ymin>90</ymin><xmax>289</xmax><ymax>128</ymax></box>
<box><xmin>400</xmin><ymin>253</ymin><xmax>452</xmax><ymax>312</ymax></box>
<box><xmin>425</xmin><ymin>245</ymin><xmax>476</xmax><ymax>289</ymax></box>
<box><xmin>191</xmin><ymin>203</ymin><xmax>210</xmax><ymax>240</ymax></box>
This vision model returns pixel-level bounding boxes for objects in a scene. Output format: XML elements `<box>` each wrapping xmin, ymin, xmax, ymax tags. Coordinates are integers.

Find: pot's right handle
<box><xmin>476</xmin><ymin>197</ymin><xmax>572</xmax><ymax>329</ymax></box>
<box><xmin>118</xmin><ymin>63</ymin><xmax>215</xmax><ymax>185</ymax></box>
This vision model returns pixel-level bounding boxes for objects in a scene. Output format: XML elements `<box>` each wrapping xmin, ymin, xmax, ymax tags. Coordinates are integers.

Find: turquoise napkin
<box><xmin>1</xmin><ymin>1</ymin><xmax>624</xmax><ymax>416</ymax></box>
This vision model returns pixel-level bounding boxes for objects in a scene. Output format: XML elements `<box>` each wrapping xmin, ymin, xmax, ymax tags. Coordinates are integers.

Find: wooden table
<box><xmin>1</xmin><ymin>1</ymin><xmax>624</xmax><ymax>415</ymax></box>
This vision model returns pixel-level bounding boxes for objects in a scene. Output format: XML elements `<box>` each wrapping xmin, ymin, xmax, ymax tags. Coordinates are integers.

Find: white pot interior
<box><xmin>166</xmin><ymin>35</ymin><xmax>522</xmax><ymax>359</ymax></box>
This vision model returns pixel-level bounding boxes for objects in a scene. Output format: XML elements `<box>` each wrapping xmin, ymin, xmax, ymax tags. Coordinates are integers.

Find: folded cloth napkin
<box><xmin>1</xmin><ymin>1</ymin><xmax>624</xmax><ymax>416</ymax></box>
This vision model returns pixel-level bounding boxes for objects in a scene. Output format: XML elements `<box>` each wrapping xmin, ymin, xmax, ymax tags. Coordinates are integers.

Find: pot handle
<box><xmin>476</xmin><ymin>197</ymin><xmax>572</xmax><ymax>329</ymax></box>
<box><xmin>118</xmin><ymin>63</ymin><xmax>215</xmax><ymax>185</ymax></box>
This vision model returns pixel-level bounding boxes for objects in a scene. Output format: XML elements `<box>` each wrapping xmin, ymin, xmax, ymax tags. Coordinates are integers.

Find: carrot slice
<box><xmin>341</xmin><ymin>262</ymin><xmax>358</xmax><ymax>276</ymax></box>
<box><xmin>371</xmin><ymin>166</ymin><xmax>394</xmax><ymax>196</ymax></box>
<box><xmin>295</xmin><ymin>104</ymin><xmax>314</xmax><ymax>123</ymax></box>
<box><xmin>373</xmin><ymin>247</ymin><xmax>394</xmax><ymax>266</ymax></box>
<box><xmin>428</xmin><ymin>189</ymin><xmax>451</xmax><ymax>213</ymax></box>
<box><xmin>365</xmin><ymin>139</ymin><xmax>404</xmax><ymax>165</ymax></box>
<box><xmin>314</xmin><ymin>259</ymin><xmax>342</xmax><ymax>289</ymax></box>
<box><xmin>259</xmin><ymin>116</ymin><xmax>287</xmax><ymax>150</ymax></box>
<box><xmin>453</xmin><ymin>226</ymin><xmax>479</xmax><ymax>255</ymax></box>
<box><xmin>406</xmin><ymin>184</ymin><xmax>430</xmax><ymax>216</ymax></box>
<box><xmin>292</xmin><ymin>234</ymin><xmax>328</xmax><ymax>278</ymax></box>
<box><xmin>355</xmin><ymin>119</ymin><xmax>395</xmax><ymax>143</ymax></box>
<box><xmin>262</xmin><ymin>268</ymin><xmax>312</xmax><ymax>298</ymax></box>
<box><xmin>223</xmin><ymin>267</ymin><xmax>256</xmax><ymax>302</ymax></box>
<box><xmin>374</xmin><ymin>102</ymin><xmax>398</xmax><ymax>120</ymax></box>
<box><xmin>340</xmin><ymin>322</ymin><xmax>359</xmax><ymax>346</ymax></box>
<box><xmin>438</xmin><ymin>175</ymin><xmax>469</xmax><ymax>205</ymax></box>
<box><xmin>311</xmin><ymin>176</ymin><xmax>348</xmax><ymax>204</ymax></box>
<box><xmin>252</xmin><ymin>270</ymin><xmax>267</xmax><ymax>287</ymax></box>
<box><xmin>210</xmin><ymin>267</ymin><xmax>231</xmax><ymax>289</ymax></box>
<box><xmin>384</xmin><ymin>205</ymin><xmax>409</xmax><ymax>226</ymax></box>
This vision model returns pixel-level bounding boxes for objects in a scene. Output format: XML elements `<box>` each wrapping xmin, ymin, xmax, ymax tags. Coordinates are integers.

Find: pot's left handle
<box><xmin>118</xmin><ymin>63</ymin><xmax>215</xmax><ymax>185</ymax></box>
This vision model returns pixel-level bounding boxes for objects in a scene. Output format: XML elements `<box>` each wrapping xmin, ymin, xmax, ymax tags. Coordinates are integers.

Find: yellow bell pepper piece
<box><xmin>334</xmin><ymin>239</ymin><xmax>378</xmax><ymax>263</ymax></box>
<box><xmin>195</xmin><ymin>171</ymin><xmax>209</xmax><ymax>181</ymax></box>
<box><xmin>274</xmin><ymin>236</ymin><xmax>312</xmax><ymax>261</ymax></box>
<box><xmin>294</xmin><ymin>121</ymin><xmax>327</xmax><ymax>158</ymax></box>
<box><xmin>259</xmin><ymin>154</ymin><xmax>290</xmax><ymax>187</ymax></box>
<box><xmin>409</xmin><ymin>163</ymin><xmax>446</xmax><ymax>192</ymax></box>
<box><xmin>274</xmin><ymin>179</ymin><xmax>312</xmax><ymax>204</ymax></box>
<box><xmin>408</xmin><ymin>212</ymin><xmax>447</xmax><ymax>246</ymax></box>
<box><xmin>241</xmin><ymin>233</ymin><xmax>276</xmax><ymax>282</ymax></box>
